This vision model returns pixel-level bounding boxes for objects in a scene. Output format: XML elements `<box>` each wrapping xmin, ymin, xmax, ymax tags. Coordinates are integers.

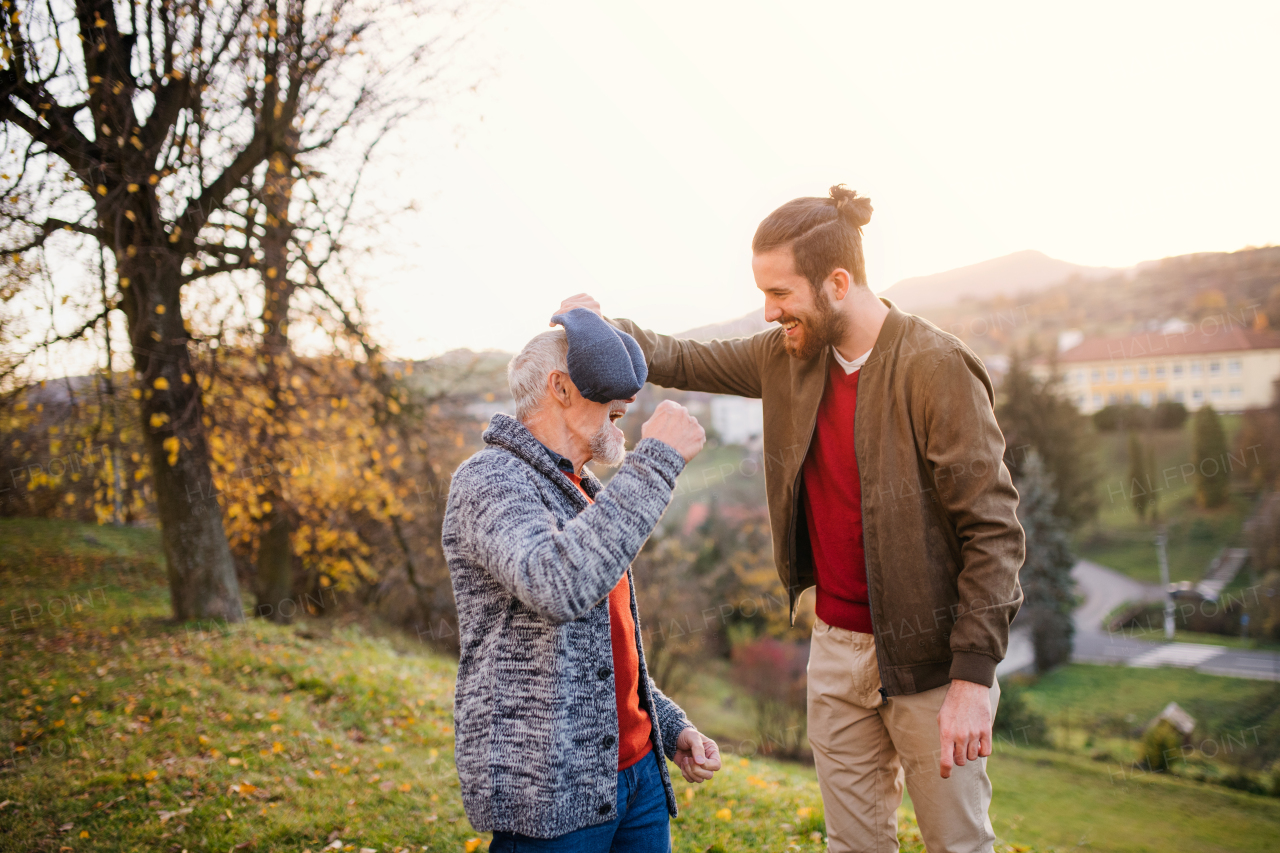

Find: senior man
<box><xmin>443</xmin><ymin>311</ymin><xmax>722</xmax><ymax>853</ymax></box>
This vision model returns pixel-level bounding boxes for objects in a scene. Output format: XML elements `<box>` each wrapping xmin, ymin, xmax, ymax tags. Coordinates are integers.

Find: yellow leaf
<box><xmin>119</xmin><ymin>277</ymin><xmax>129</xmax><ymax>288</ymax></box>
<box><xmin>154</xmin><ymin>304</ymin><xmax>166</xmax><ymax>314</ymax></box>
<box><xmin>715</xmin><ymin>808</ymin><xmax>732</xmax><ymax>821</ymax></box>
<box><xmin>684</xmin><ymin>787</ymin><xmax>694</xmax><ymax>802</ymax></box>
<box><xmin>398</xmin><ymin>782</ymin><xmax>412</xmax><ymax>792</ymax></box>
<box><xmin>272</xmin><ymin>742</ymin><xmax>284</xmax><ymax>753</ymax></box>
<box><xmin>148</xmin><ymin>174</ymin><xmax>159</xmax><ymax>185</ymax></box>
<box><xmin>80</xmin><ymin>830</ymin><xmax>89</xmax><ymax>838</ymax></box>
<box><xmin>153</xmin><ymin>377</ymin><xmax>170</xmax><ymax>390</ymax></box>
<box><xmin>797</xmin><ymin>806</ymin><xmax>812</xmax><ymax>819</ymax></box>
<box><xmin>127</xmin><ymin>183</ymin><xmax>139</xmax><ymax>192</ymax></box>
<box><xmin>96</xmin><ymin>184</ymin><xmax>107</xmax><ymax>195</ymax></box>
<box><xmin>149</xmin><ymin>412</ymin><xmax>170</xmax><ymax>428</ymax></box>
<box><xmin>464</xmin><ymin>840</ymin><xmax>482</xmax><ymax>853</ymax></box>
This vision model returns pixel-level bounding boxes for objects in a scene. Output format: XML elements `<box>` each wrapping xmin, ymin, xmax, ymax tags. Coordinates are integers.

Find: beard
<box><xmin>782</xmin><ymin>290</ymin><xmax>850</xmax><ymax>360</ymax></box>
<box><xmin>588</xmin><ymin>403</ymin><xmax>629</xmax><ymax>467</ymax></box>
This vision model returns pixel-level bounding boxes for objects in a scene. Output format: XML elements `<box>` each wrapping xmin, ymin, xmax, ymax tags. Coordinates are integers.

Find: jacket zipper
<box><xmin>854</xmin><ymin>353</ymin><xmax>892</xmax><ymax>700</ymax></box>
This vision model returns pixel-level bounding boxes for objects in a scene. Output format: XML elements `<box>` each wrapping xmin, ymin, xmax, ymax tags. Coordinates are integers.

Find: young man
<box><xmin>443</xmin><ymin>315</ymin><xmax>721</xmax><ymax>853</ymax></box>
<box><xmin>553</xmin><ymin>186</ymin><xmax>1025</xmax><ymax>853</ymax></box>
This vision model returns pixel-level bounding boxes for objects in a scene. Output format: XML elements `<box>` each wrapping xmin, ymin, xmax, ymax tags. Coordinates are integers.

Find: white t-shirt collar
<box><xmin>832</xmin><ymin>345</ymin><xmax>873</xmax><ymax>375</ymax></box>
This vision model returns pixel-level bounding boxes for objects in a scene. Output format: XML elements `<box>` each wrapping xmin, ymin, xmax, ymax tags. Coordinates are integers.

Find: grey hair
<box><xmin>508</xmin><ymin>329</ymin><xmax>570</xmax><ymax>421</ymax></box>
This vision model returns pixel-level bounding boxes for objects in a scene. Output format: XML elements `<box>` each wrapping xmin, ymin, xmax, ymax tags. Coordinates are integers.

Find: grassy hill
<box><xmin>1073</xmin><ymin>414</ymin><xmax>1255</xmax><ymax>584</ymax></box>
<box><xmin>3</xmin><ymin>519</ymin><xmax>1279</xmax><ymax>851</ymax></box>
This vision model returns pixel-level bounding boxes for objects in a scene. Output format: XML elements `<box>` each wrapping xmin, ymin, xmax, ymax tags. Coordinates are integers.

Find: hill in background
<box><xmin>878</xmin><ymin>250</ymin><xmax>1118</xmax><ymax>313</ymax></box>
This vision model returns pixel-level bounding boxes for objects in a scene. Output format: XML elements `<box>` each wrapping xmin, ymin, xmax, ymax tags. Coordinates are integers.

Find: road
<box><xmin>995</xmin><ymin>559</ymin><xmax>1280</xmax><ymax>681</ymax></box>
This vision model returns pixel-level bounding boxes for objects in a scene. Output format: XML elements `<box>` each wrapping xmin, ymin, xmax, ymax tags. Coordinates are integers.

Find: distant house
<box><xmin>1047</xmin><ymin>323</ymin><xmax>1280</xmax><ymax>414</ymax></box>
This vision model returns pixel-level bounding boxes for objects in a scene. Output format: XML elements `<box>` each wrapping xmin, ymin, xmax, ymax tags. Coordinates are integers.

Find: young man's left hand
<box><xmin>673</xmin><ymin>727</ymin><xmax>722</xmax><ymax>783</ymax></box>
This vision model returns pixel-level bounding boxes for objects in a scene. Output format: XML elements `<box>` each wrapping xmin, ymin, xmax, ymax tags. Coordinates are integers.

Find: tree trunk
<box><xmin>256</xmin><ymin>509</ymin><xmax>294</xmax><ymax>622</ymax></box>
<box><xmin>117</xmin><ymin>250</ymin><xmax>243</xmax><ymax>623</ymax></box>
<box><xmin>253</xmin><ymin>142</ymin><xmax>300</xmax><ymax>623</ymax></box>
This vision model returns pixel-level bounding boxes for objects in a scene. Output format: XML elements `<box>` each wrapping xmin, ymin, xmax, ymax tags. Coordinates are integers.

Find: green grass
<box><xmin>1018</xmin><ymin>664</ymin><xmax>1274</xmax><ymax>730</ymax></box>
<box><xmin>1171</xmin><ymin>630</ymin><xmax>1280</xmax><ymax>652</ymax></box>
<box><xmin>988</xmin><ymin>747</ymin><xmax>1280</xmax><ymax>853</ymax></box>
<box><xmin>1074</xmin><ymin>418</ymin><xmax>1255</xmax><ymax>584</ymax></box>
<box><xmin>5</xmin><ymin>519</ymin><xmax>1280</xmax><ymax>851</ymax></box>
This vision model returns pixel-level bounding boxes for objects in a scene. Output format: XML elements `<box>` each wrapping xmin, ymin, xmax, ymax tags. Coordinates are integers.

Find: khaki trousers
<box><xmin>807</xmin><ymin>618</ymin><xmax>1001</xmax><ymax>853</ymax></box>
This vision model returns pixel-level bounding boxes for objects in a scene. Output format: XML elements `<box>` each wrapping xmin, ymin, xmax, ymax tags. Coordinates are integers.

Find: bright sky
<box><xmin>359</xmin><ymin>0</ymin><xmax>1280</xmax><ymax>359</ymax></box>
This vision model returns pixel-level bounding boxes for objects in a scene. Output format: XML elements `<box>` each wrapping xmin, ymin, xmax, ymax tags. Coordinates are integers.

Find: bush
<box><xmin>994</xmin><ymin>680</ymin><xmax>1049</xmax><ymax>748</ymax></box>
<box><xmin>1153</xmin><ymin>400</ymin><xmax>1189</xmax><ymax>429</ymax></box>
<box><xmin>1092</xmin><ymin>403</ymin><xmax>1150</xmax><ymax>432</ymax></box>
<box><xmin>730</xmin><ymin>636</ymin><xmax>809</xmax><ymax>758</ymax></box>
<box><xmin>1142</xmin><ymin>720</ymin><xmax>1183</xmax><ymax>772</ymax></box>
<box><xmin>1092</xmin><ymin>401</ymin><xmax>1188</xmax><ymax>432</ymax></box>
<box><xmin>1220</xmin><ymin>771</ymin><xmax>1267</xmax><ymax>795</ymax></box>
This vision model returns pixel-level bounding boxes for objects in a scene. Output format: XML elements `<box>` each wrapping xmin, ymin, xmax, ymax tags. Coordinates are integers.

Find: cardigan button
<box><xmin>602</xmin><ymin>735</ymin><xmax>615</xmax><ymax>748</ymax></box>
<box><xmin>597</xmin><ymin>667</ymin><xmax>611</xmax><ymax>680</ymax></box>
<box><xmin>598</xmin><ymin>803</ymin><xmax>612</xmax><ymax>815</ymax></box>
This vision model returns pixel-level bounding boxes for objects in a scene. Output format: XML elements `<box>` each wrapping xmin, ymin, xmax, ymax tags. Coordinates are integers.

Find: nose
<box><xmin>763</xmin><ymin>301</ymin><xmax>782</xmax><ymax>323</ymax></box>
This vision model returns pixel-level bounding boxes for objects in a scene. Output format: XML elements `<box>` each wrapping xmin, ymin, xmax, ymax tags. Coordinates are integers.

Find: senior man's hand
<box><xmin>673</xmin><ymin>728</ymin><xmax>722</xmax><ymax>783</ymax></box>
<box><xmin>550</xmin><ymin>293</ymin><xmax>604</xmax><ymax>325</ymax></box>
<box><xmin>642</xmin><ymin>400</ymin><xmax>706</xmax><ymax>463</ymax></box>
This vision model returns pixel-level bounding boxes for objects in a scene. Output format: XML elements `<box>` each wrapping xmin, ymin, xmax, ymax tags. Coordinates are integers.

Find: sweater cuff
<box><xmin>630</xmin><ymin>437</ymin><xmax>687</xmax><ymax>486</ymax></box>
<box><xmin>949</xmin><ymin>651</ymin><xmax>997</xmax><ymax>687</ymax></box>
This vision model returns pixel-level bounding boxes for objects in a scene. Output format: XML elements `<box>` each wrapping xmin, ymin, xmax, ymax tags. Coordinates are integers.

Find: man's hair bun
<box><xmin>829</xmin><ymin>184</ymin><xmax>873</xmax><ymax>227</ymax></box>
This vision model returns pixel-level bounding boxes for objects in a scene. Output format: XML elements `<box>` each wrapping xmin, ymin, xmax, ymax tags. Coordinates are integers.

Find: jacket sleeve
<box><xmin>919</xmin><ymin>347</ymin><xmax>1026</xmax><ymax>686</ymax></box>
<box><xmin>610</xmin><ymin>317</ymin><xmax>770</xmax><ymax>399</ymax></box>
<box><xmin>461</xmin><ymin>439</ymin><xmax>686</xmax><ymax>623</ymax></box>
<box><xmin>647</xmin><ymin>678</ymin><xmax>693</xmax><ymax>760</ymax></box>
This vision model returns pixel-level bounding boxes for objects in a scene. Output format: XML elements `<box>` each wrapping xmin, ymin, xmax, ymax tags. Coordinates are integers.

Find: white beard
<box><xmin>589</xmin><ymin>420</ymin><xmax>627</xmax><ymax>467</ymax></box>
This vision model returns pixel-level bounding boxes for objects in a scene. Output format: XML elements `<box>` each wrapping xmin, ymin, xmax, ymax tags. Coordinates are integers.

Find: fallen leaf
<box><xmin>715</xmin><ymin>808</ymin><xmax>732</xmax><ymax>821</ymax></box>
<box><xmin>464</xmin><ymin>840</ymin><xmax>482</xmax><ymax>853</ymax></box>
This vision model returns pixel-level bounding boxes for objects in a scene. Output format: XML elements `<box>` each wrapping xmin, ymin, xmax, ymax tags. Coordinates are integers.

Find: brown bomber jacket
<box><xmin>612</xmin><ymin>298</ymin><xmax>1025</xmax><ymax>696</ymax></box>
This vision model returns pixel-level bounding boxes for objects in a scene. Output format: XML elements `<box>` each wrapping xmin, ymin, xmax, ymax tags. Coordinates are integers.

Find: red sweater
<box><xmin>801</xmin><ymin>360</ymin><xmax>873</xmax><ymax>634</ymax></box>
<box><xmin>566</xmin><ymin>472</ymin><xmax>654</xmax><ymax>770</ymax></box>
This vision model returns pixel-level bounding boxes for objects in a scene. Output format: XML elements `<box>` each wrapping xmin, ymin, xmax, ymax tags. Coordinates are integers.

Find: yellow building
<box><xmin>1053</xmin><ymin>325</ymin><xmax>1280</xmax><ymax>414</ymax></box>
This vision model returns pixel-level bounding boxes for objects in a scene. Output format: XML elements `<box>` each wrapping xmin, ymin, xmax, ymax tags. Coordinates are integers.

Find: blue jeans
<box><xmin>489</xmin><ymin>750</ymin><xmax>671</xmax><ymax>852</ymax></box>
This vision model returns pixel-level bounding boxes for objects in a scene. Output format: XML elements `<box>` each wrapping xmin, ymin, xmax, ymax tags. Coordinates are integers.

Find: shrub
<box><xmin>1220</xmin><ymin>772</ymin><xmax>1267</xmax><ymax>795</ymax></box>
<box><xmin>730</xmin><ymin>636</ymin><xmax>809</xmax><ymax>758</ymax></box>
<box><xmin>1142</xmin><ymin>720</ymin><xmax>1183</xmax><ymax>772</ymax></box>
<box><xmin>1152</xmin><ymin>400</ymin><xmax>1189</xmax><ymax>429</ymax></box>
<box><xmin>993</xmin><ymin>680</ymin><xmax>1049</xmax><ymax>748</ymax></box>
<box><xmin>1092</xmin><ymin>403</ymin><xmax>1151</xmax><ymax>432</ymax></box>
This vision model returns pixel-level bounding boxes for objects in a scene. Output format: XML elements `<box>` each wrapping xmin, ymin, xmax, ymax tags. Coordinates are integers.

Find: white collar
<box><xmin>832</xmin><ymin>345</ymin><xmax>872</xmax><ymax>375</ymax></box>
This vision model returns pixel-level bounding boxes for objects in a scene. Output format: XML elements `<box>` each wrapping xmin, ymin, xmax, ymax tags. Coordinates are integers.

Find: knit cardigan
<box><xmin>442</xmin><ymin>413</ymin><xmax>693</xmax><ymax>839</ymax></box>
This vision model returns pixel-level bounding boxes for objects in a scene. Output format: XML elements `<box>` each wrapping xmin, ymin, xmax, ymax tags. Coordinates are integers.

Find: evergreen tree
<box><xmin>997</xmin><ymin>348</ymin><xmax>1100</xmax><ymax>528</ymax></box>
<box><xmin>1127</xmin><ymin>431</ymin><xmax>1150</xmax><ymax>521</ymax></box>
<box><xmin>1014</xmin><ymin>450</ymin><xmax>1076</xmax><ymax>672</ymax></box>
<box><xmin>1146</xmin><ymin>442</ymin><xmax>1160</xmax><ymax>521</ymax></box>
<box><xmin>1192</xmin><ymin>404</ymin><xmax>1231</xmax><ymax>508</ymax></box>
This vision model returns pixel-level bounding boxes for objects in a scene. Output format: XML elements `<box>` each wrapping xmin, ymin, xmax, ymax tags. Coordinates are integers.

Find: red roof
<box><xmin>1059</xmin><ymin>326</ymin><xmax>1280</xmax><ymax>363</ymax></box>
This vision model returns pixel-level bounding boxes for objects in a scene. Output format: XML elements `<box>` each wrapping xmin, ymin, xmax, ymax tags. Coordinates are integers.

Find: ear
<box><xmin>827</xmin><ymin>267</ymin><xmax>852</xmax><ymax>301</ymax></box>
<box><xmin>546</xmin><ymin>370</ymin><xmax>574</xmax><ymax>409</ymax></box>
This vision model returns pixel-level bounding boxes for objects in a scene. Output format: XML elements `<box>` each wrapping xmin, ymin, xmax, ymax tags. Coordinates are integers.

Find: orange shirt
<box><xmin>566</xmin><ymin>472</ymin><xmax>654</xmax><ymax>770</ymax></box>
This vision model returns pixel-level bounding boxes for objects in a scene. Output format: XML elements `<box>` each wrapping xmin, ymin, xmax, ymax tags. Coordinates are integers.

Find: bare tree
<box><xmin>0</xmin><ymin>0</ymin><xmax>466</xmax><ymax>621</ymax></box>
